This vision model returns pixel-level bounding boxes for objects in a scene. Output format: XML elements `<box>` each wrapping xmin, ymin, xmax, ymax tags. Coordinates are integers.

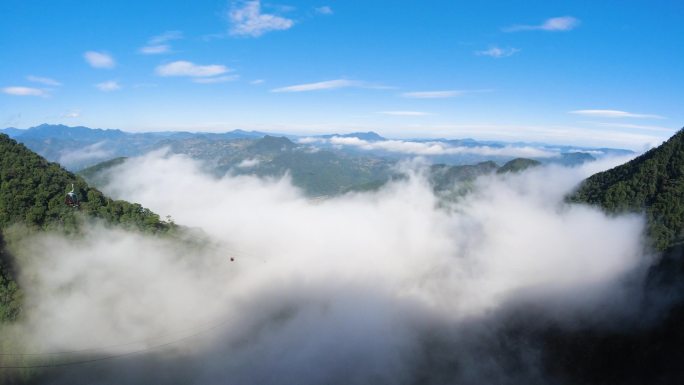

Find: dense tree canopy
<box><xmin>497</xmin><ymin>158</ymin><xmax>541</xmax><ymax>174</ymax></box>
<box><xmin>0</xmin><ymin>134</ymin><xmax>173</xmax><ymax>322</ymax></box>
<box><xmin>0</xmin><ymin>134</ymin><xmax>170</xmax><ymax>233</ymax></box>
<box><xmin>569</xmin><ymin>128</ymin><xmax>684</xmax><ymax>251</ymax></box>
<box><xmin>0</xmin><ymin>231</ymin><xmax>20</xmax><ymax>322</ymax></box>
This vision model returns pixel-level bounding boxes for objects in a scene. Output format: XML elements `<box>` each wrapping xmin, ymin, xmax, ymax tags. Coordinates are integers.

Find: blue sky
<box><xmin>1</xmin><ymin>0</ymin><xmax>682</xmax><ymax>149</ymax></box>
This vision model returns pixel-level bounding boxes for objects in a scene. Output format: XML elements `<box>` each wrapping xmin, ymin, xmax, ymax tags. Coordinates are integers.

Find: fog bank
<box><xmin>2</xmin><ymin>152</ymin><xmax>650</xmax><ymax>384</ymax></box>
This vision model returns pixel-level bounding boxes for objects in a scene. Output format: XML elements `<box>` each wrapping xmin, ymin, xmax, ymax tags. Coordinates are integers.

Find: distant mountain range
<box><xmin>314</xmin><ymin>131</ymin><xmax>387</xmax><ymax>141</ymax></box>
<box><xmin>0</xmin><ymin>124</ymin><xmax>276</xmax><ymax>170</ymax></box>
<box><xmin>1</xmin><ymin>124</ymin><xmax>633</xmax><ymax>172</ymax></box>
<box><xmin>0</xmin><ymin>123</ymin><xmax>638</xmax><ymax>197</ymax></box>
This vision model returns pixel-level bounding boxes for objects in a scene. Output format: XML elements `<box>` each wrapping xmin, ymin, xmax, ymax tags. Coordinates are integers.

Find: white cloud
<box><xmin>95</xmin><ymin>80</ymin><xmax>121</xmax><ymax>92</ymax></box>
<box><xmin>570</xmin><ymin>110</ymin><xmax>665</xmax><ymax>119</ymax></box>
<box><xmin>229</xmin><ymin>0</ymin><xmax>295</xmax><ymax>37</ymax></box>
<box><xmin>401</xmin><ymin>90</ymin><xmax>469</xmax><ymax>99</ymax></box>
<box><xmin>2</xmin><ymin>86</ymin><xmax>48</xmax><ymax>97</ymax></box>
<box><xmin>155</xmin><ymin>61</ymin><xmax>231</xmax><ymax>77</ymax></box>
<box><xmin>58</xmin><ymin>141</ymin><xmax>113</xmax><ymax>166</ymax></box>
<box><xmin>193</xmin><ymin>75</ymin><xmax>240</xmax><ymax>84</ymax></box>
<box><xmin>250</xmin><ymin>79</ymin><xmax>265</xmax><ymax>85</ymax></box>
<box><xmin>27</xmin><ymin>75</ymin><xmax>61</xmax><ymax>86</ymax></box>
<box><xmin>84</xmin><ymin>51</ymin><xmax>116</xmax><ymax>69</ymax></box>
<box><xmin>505</xmin><ymin>16</ymin><xmax>580</xmax><ymax>32</ymax></box>
<box><xmin>149</xmin><ymin>30</ymin><xmax>183</xmax><ymax>45</ymax></box>
<box><xmin>140</xmin><ymin>31</ymin><xmax>183</xmax><ymax>55</ymax></box>
<box><xmin>271</xmin><ymin>79</ymin><xmax>360</xmax><ymax>92</ymax></box>
<box><xmin>327</xmin><ymin>136</ymin><xmax>557</xmax><ymax>158</ymax></box>
<box><xmin>378</xmin><ymin>111</ymin><xmax>430</xmax><ymax>116</ymax></box>
<box><xmin>237</xmin><ymin>158</ymin><xmax>261</xmax><ymax>168</ymax></box>
<box><xmin>297</xmin><ymin>137</ymin><xmax>324</xmax><ymax>144</ymax></box>
<box><xmin>315</xmin><ymin>6</ymin><xmax>333</xmax><ymax>15</ymax></box>
<box><xmin>476</xmin><ymin>46</ymin><xmax>520</xmax><ymax>58</ymax></box>
<box><xmin>540</xmin><ymin>16</ymin><xmax>581</xmax><ymax>31</ymax></box>
<box><xmin>139</xmin><ymin>45</ymin><xmax>171</xmax><ymax>54</ymax></box>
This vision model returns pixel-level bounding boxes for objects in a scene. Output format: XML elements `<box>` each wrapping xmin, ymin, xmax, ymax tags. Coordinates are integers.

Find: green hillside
<box><xmin>569</xmin><ymin>128</ymin><xmax>684</xmax><ymax>250</ymax></box>
<box><xmin>0</xmin><ymin>231</ymin><xmax>20</xmax><ymax>322</ymax></box>
<box><xmin>81</xmin><ymin>135</ymin><xmax>394</xmax><ymax>197</ymax></box>
<box><xmin>0</xmin><ymin>135</ymin><xmax>170</xmax><ymax>233</ymax></box>
<box><xmin>542</xmin><ymin>127</ymin><xmax>684</xmax><ymax>384</ymax></box>
<box><xmin>78</xmin><ymin>156</ymin><xmax>127</xmax><ymax>186</ymax></box>
<box><xmin>248</xmin><ymin>135</ymin><xmax>297</xmax><ymax>154</ymax></box>
<box><xmin>497</xmin><ymin>158</ymin><xmax>541</xmax><ymax>174</ymax></box>
<box><xmin>429</xmin><ymin>161</ymin><xmax>498</xmax><ymax>191</ymax></box>
<box><xmin>255</xmin><ymin>150</ymin><xmax>391</xmax><ymax>196</ymax></box>
<box><xmin>0</xmin><ymin>134</ymin><xmax>173</xmax><ymax>322</ymax></box>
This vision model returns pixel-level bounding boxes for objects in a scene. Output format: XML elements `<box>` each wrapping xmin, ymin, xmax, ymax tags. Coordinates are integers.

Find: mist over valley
<box><xmin>2</xmin><ymin>1</ymin><xmax>683</xmax><ymax>383</ymax></box>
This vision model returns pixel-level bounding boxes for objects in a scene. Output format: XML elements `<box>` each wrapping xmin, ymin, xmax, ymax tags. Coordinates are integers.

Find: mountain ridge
<box><xmin>570</xmin><ymin>127</ymin><xmax>684</xmax><ymax>251</ymax></box>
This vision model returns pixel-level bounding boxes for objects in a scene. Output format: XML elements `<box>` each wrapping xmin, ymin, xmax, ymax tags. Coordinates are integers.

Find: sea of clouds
<box><xmin>2</xmin><ymin>151</ymin><xmax>650</xmax><ymax>384</ymax></box>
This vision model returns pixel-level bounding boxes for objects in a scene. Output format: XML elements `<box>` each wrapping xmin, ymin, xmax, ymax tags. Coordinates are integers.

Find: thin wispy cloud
<box><xmin>140</xmin><ymin>45</ymin><xmax>171</xmax><ymax>54</ymax></box>
<box><xmin>271</xmin><ymin>79</ymin><xmax>361</xmax><ymax>92</ymax></box>
<box><xmin>229</xmin><ymin>0</ymin><xmax>295</xmax><ymax>37</ymax></box>
<box><xmin>570</xmin><ymin>109</ymin><xmax>665</xmax><ymax>119</ymax></box>
<box><xmin>84</xmin><ymin>51</ymin><xmax>116</xmax><ymax>69</ymax></box>
<box><xmin>326</xmin><ymin>136</ymin><xmax>557</xmax><ymax>158</ymax></box>
<box><xmin>193</xmin><ymin>75</ymin><xmax>240</xmax><ymax>84</ymax></box>
<box><xmin>149</xmin><ymin>31</ymin><xmax>183</xmax><ymax>45</ymax></box>
<box><xmin>58</xmin><ymin>141</ymin><xmax>113</xmax><ymax>166</ymax></box>
<box><xmin>155</xmin><ymin>61</ymin><xmax>231</xmax><ymax>77</ymax></box>
<box><xmin>95</xmin><ymin>80</ymin><xmax>121</xmax><ymax>92</ymax></box>
<box><xmin>505</xmin><ymin>16</ymin><xmax>580</xmax><ymax>32</ymax></box>
<box><xmin>236</xmin><ymin>158</ymin><xmax>260</xmax><ymax>168</ymax></box>
<box><xmin>2</xmin><ymin>86</ymin><xmax>48</xmax><ymax>97</ymax></box>
<box><xmin>476</xmin><ymin>46</ymin><xmax>520</xmax><ymax>58</ymax></box>
<box><xmin>140</xmin><ymin>31</ymin><xmax>183</xmax><ymax>55</ymax></box>
<box><xmin>378</xmin><ymin>111</ymin><xmax>430</xmax><ymax>116</ymax></box>
<box><xmin>250</xmin><ymin>79</ymin><xmax>265</xmax><ymax>85</ymax></box>
<box><xmin>315</xmin><ymin>6</ymin><xmax>333</xmax><ymax>15</ymax></box>
<box><xmin>27</xmin><ymin>75</ymin><xmax>61</xmax><ymax>86</ymax></box>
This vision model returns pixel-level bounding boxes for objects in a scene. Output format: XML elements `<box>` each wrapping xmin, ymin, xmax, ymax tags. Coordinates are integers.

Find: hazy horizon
<box><xmin>1</xmin><ymin>121</ymin><xmax>666</xmax><ymax>152</ymax></box>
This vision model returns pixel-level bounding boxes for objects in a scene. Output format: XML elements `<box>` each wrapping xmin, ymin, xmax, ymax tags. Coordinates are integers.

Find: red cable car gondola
<box><xmin>65</xmin><ymin>183</ymin><xmax>79</xmax><ymax>208</ymax></box>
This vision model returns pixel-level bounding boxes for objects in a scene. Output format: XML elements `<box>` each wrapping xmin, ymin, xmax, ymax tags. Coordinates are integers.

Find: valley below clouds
<box><xmin>2</xmin><ymin>152</ymin><xmax>652</xmax><ymax>384</ymax></box>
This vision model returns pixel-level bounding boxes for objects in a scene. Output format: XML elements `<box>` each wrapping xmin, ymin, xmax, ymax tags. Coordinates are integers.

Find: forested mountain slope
<box><xmin>569</xmin><ymin>128</ymin><xmax>684</xmax><ymax>251</ymax></box>
<box><xmin>0</xmin><ymin>134</ymin><xmax>170</xmax><ymax>232</ymax></box>
<box><xmin>0</xmin><ymin>133</ymin><xmax>173</xmax><ymax>322</ymax></box>
<box><xmin>547</xmin><ymin>127</ymin><xmax>684</xmax><ymax>384</ymax></box>
<box><xmin>77</xmin><ymin>156</ymin><xmax>128</xmax><ymax>187</ymax></box>
<box><xmin>497</xmin><ymin>158</ymin><xmax>541</xmax><ymax>174</ymax></box>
